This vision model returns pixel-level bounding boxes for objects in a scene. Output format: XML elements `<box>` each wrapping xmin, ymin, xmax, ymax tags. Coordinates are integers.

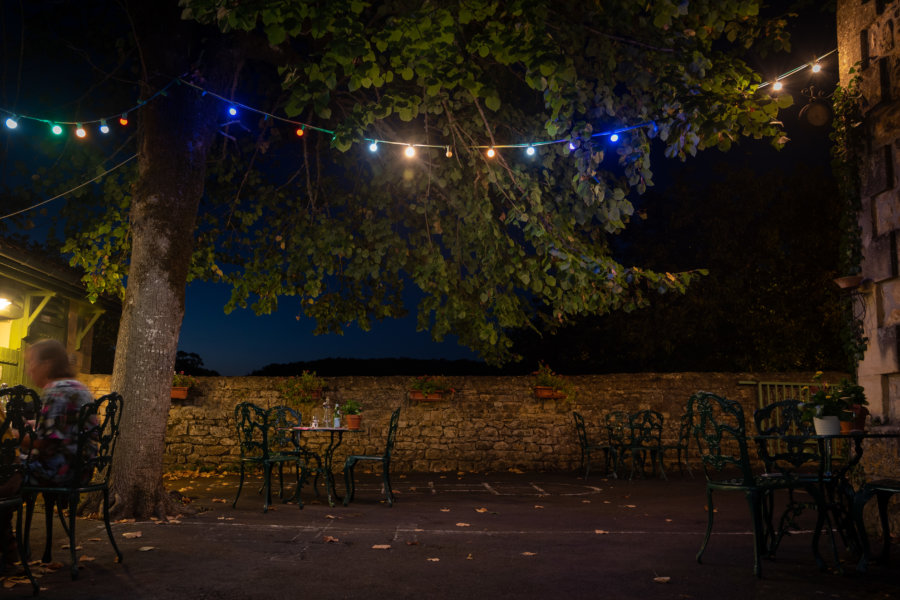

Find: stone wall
<box><xmin>81</xmin><ymin>371</ymin><xmax>851</xmax><ymax>473</ymax></box>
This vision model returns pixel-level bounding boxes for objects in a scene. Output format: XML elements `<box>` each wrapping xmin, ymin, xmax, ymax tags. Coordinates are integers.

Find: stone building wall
<box><xmin>837</xmin><ymin>0</ymin><xmax>900</xmax><ymax>423</ymax></box>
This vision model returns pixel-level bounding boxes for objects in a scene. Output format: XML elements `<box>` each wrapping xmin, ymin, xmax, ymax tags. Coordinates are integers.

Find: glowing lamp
<box><xmin>4</xmin><ymin>117</ymin><xmax>17</xmax><ymax>129</ymax></box>
<box><xmin>569</xmin><ymin>142</ymin><xmax>576</xmax><ymax>151</ymax></box>
<box><xmin>486</xmin><ymin>147</ymin><xmax>496</xmax><ymax>158</ymax></box>
<box><xmin>526</xmin><ymin>146</ymin><xmax>535</xmax><ymax>156</ymax></box>
<box><xmin>812</xmin><ymin>62</ymin><xmax>822</xmax><ymax>73</ymax></box>
<box><xmin>75</xmin><ymin>124</ymin><xmax>86</xmax><ymax>138</ymax></box>
<box><xmin>610</xmin><ymin>133</ymin><xmax>619</xmax><ymax>142</ymax></box>
<box><xmin>404</xmin><ymin>145</ymin><xmax>416</xmax><ymax>158</ymax></box>
<box><xmin>295</xmin><ymin>127</ymin><xmax>304</xmax><ymax>137</ymax></box>
<box><xmin>369</xmin><ymin>142</ymin><xmax>378</xmax><ymax>152</ymax></box>
<box><xmin>119</xmin><ymin>114</ymin><xmax>129</xmax><ymax>126</ymax></box>
<box><xmin>445</xmin><ymin>147</ymin><xmax>453</xmax><ymax>158</ymax></box>
<box><xmin>772</xmin><ymin>81</ymin><xmax>783</xmax><ymax>91</ymax></box>
<box><xmin>99</xmin><ymin>120</ymin><xmax>110</xmax><ymax>134</ymax></box>
<box><xmin>51</xmin><ymin>124</ymin><xmax>63</xmax><ymax>135</ymax></box>
<box><xmin>228</xmin><ymin>106</ymin><xmax>238</xmax><ymax>117</ymax></box>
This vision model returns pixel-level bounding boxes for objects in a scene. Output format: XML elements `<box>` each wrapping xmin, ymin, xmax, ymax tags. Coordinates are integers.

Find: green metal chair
<box><xmin>604</xmin><ymin>410</ymin><xmax>631</xmax><ymax>479</ymax></box>
<box><xmin>343</xmin><ymin>407</ymin><xmax>401</xmax><ymax>507</ymax></box>
<box><xmin>268</xmin><ymin>405</ymin><xmax>323</xmax><ymax>506</ymax></box>
<box><xmin>691</xmin><ymin>391</ymin><xmax>827</xmax><ymax>578</ymax></box>
<box><xmin>853</xmin><ymin>479</ymin><xmax>900</xmax><ymax>572</ymax></box>
<box><xmin>660</xmin><ymin>407</ymin><xmax>693</xmax><ymax>478</ymax></box>
<box><xmin>22</xmin><ymin>392</ymin><xmax>124</xmax><ymax>580</ymax></box>
<box><xmin>626</xmin><ymin>409</ymin><xmax>666</xmax><ymax>480</ymax></box>
<box><xmin>0</xmin><ymin>385</ymin><xmax>38</xmax><ymax>594</ymax></box>
<box><xmin>572</xmin><ymin>411</ymin><xmax>612</xmax><ymax>480</ymax></box>
<box><xmin>232</xmin><ymin>402</ymin><xmax>309</xmax><ymax>512</ymax></box>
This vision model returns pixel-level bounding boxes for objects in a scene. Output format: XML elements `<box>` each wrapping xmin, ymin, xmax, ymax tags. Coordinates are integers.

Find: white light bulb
<box><xmin>772</xmin><ymin>81</ymin><xmax>783</xmax><ymax>91</ymax></box>
<box><xmin>369</xmin><ymin>142</ymin><xmax>378</xmax><ymax>152</ymax></box>
<box><xmin>526</xmin><ymin>146</ymin><xmax>535</xmax><ymax>156</ymax></box>
<box><xmin>405</xmin><ymin>145</ymin><xmax>416</xmax><ymax>158</ymax></box>
<box><xmin>4</xmin><ymin>117</ymin><xmax>17</xmax><ymax>129</ymax></box>
<box><xmin>812</xmin><ymin>63</ymin><xmax>822</xmax><ymax>73</ymax></box>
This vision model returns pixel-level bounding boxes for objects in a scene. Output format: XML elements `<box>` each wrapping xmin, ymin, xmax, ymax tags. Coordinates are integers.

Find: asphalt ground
<box><xmin>1</xmin><ymin>469</ymin><xmax>898</xmax><ymax>599</ymax></box>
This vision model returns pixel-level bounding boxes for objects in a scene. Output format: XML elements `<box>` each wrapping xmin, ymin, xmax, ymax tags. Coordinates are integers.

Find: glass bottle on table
<box><xmin>334</xmin><ymin>404</ymin><xmax>341</xmax><ymax>428</ymax></box>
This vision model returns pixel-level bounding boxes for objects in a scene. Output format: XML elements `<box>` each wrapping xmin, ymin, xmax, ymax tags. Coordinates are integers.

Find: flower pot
<box><xmin>408</xmin><ymin>390</ymin><xmax>446</xmax><ymax>401</ymax></box>
<box><xmin>840</xmin><ymin>419</ymin><xmax>853</xmax><ymax>434</ymax></box>
<box><xmin>171</xmin><ymin>386</ymin><xmax>189</xmax><ymax>400</ymax></box>
<box><xmin>813</xmin><ymin>416</ymin><xmax>841</xmax><ymax>436</ymax></box>
<box><xmin>533</xmin><ymin>386</ymin><xmax>566</xmax><ymax>400</ymax></box>
<box><xmin>345</xmin><ymin>414</ymin><xmax>362</xmax><ymax>430</ymax></box>
<box><xmin>850</xmin><ymin>404</ymin><xmax>869</xmax><ymax>431</ymax></box>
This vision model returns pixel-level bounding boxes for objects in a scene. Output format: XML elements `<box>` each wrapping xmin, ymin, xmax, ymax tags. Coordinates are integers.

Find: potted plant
<box><xmin>341</xmin><ymin>398</ymin><xmax>362</xmax><ymax>430</ymax></box>
<box><xmin>278</xmin><ymin>370</ymin><xmax>327</xmax><ymax>407</ymax></box>
<box><xmin>531</xmin><ymin>362</ymin><xmax>573</xmax><ymax>400</ymax></box>
<box><xmin>407</xmin><ymin>376</ymin><xmax>454</xmax><ymax>401</ymax></box>
<box><xmin>801</xmin><ymin>372</ymin><xmax>867</xmax><ymax>434</ymax></box>
<box><xmin>172</xmin><ymin>371</ymin><xmax>197</xmax><ymax>399</ymax></box>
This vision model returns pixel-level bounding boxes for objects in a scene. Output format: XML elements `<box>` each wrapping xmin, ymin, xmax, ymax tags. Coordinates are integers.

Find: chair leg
<box><xmin>697</xmin><ymin>487</ymin><xmax>715</xmax><ymax>565</ymax></box>
<box><xmin>583</xmin><ymin>448</ymin><xmax>591</xmax><ymax>480</ymax></box>
<box><xmin>102</xmin><ymin>487</ymin><xmax>123</xmax><ymax>563</ymax></box>
<box><xmin>382</xmin><ymin>460</ymin><xmax>393</xmax><ymax>507</ymax></box>
<box><xmin>42</xmin><ymin>493</ymin><xmax>55</xmax><ymax>564</ymax></box>
<box><xmin>876</xmin><ymin>490</ymin><xmax>893</xmax><ymax>561</ymax></box>
<box><xmin>68</xmin><ymin>492</ymin><xmax>79</xmax><ymax>579</ymax></box>
<box><xmin>13</xmin><ymin>505</ymin><xmax>38</xmax><ymax>595</ymax></box>
<box><xmin>343</xmin><ymin>460</ymin><xmax>356</xmax><ymax>506</ymax></box>
<box><xmin>233</xmin><ymin>463</ymin><xmax>246</xmax><ymax>508</ymax></box>
<box><xmin>745</xmin><ymin>490</ymin><xmax>764</xmax><ymax>578</ymax></box>
<box><xmin>262</xmin><ymin>463</ymin><xmax>274</xmax><ymax>513</ymax></box>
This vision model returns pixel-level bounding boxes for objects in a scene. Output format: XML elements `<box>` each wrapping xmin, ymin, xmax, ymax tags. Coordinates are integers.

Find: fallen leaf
<box><xmin>325</xmin><ymin>515</ymin><xmax>336</xmax><ymax>519</ymax></box>
<box><xmin>475</xmin><ymin>508</ymin><xmax>488</xmax><ymax>513</ymax></box>
<box><xmin>60</xmin><ymin>544</ymin><xmax>83</xmax><ymax>550</ymax></box>
<box><xmin>414</xmin><ymin>528</ymin><xmax>424</xmax><ymax>532</ymax></box>
<box><xmin>582</xmin><ymin>500</ymin><xmax>591</xmax><ymax>504</ymax></box>
<box><xmin>138</xmin><ymin>546</ymin><xmax>155</xmax><ymax>552</ymax></box>
<box><xmin>594</xmin><ymin>529</ymin><xmax>608</xmax><ymax>534</ymax></box>
<box><xmin>665</xmin><ymin>518</ymin><xmax>673</xmax><ymax>522</ymax></box>
<box><xmin>323</xmin><ymin>536</ymin><xmax>339</xmax><ymax>543</ymax></box>
<box><xmin>371</xmin><ymin>544</ymin><xmax>391</xmax><ymax>550</ymax></box>
<box><xmin>653</xmin><ymin>576</ymin><xmax>671</xmax><ymax>583</ymax></box>
<box><xmin>603</xmin><ymin>500</ymin><xmax>611</xmax><ymax>504</ymax></box>
<box><xmin>521</xmin><ymin>552</ymin><xmax>537</xmax><ymax>556</ymax></box>
<box><xmin>406</xmin><ymin>541</ymin><xmax>419</xmax><ymax>546</ymax></box>
<box><xmin>116</xmin><ymin>518</ymin><xmax>136</xmax><ymax>524</ymax></box>
<box><xmin>623</xmin><ymin>504</ymin><xmax>637</xmax><ymax>508</ymax></box>
<box><xmin>455</xmin><ymin>523</ymin><xmax>470</xmax><ymax>527</ymax></box>
<box><xmin>122</xmin><ymin>532</ymin><xmax>142</xmax><ymax>539</ymax></box>
<box><xmin>211</xmin><ymin>498</ymin><xmax>228</xmax><ymax>503</ymax></box>
<box><xmin>466</xmin><ymin>553</ymin><xmax>473</xmax><ymax>560</ymax></box>
<box><xmin>87</xmin><ymin>537</ymin><xmax>102</xmax><ymax>542</ymax></box>
<box><xmin>534</xmin><ymin>505</ymin><xmax>544</xmax><ymax>509</ymax></box>
<box><xmin>508</xmin><ymin>468</ymin><xmax>524</xmax><ymax>474</ymax></box>
<box><xmin>440</xmin><ymin>508</ymin><xmax>450</xmax><ymax>512</ymax></box>
<box><xmin>79</xmin><ymin>555</ymin><xmax>96</xmax><ymax>562</ymax></box>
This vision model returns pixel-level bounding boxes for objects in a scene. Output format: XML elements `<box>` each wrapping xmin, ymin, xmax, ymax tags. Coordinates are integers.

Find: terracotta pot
<box><xmin>408</xmin><ymin>390</ymin><xmax>445</xmax><ymax>401</ymax></box>
<box><xmin>850</xmin><ymin>404</ymin><xmax>869</xmax><ymax>431</ymax></box>
<box><xmin>533</xmin><ymin>386</ymin><xmax>566</xmax><ymax>400</ymax></box>
<box><xmin>345</xmin><ymin>414</ymin><xmax>362</xmax><ymax>430</ymax></box>
<box><xmin>171</xmin><ymin>386</ymin><xmax>189</xmax><ymax>400</ymax></box>
<box><xmin>840</xmin><ymin>419</ymin><xmax>853</xmax><ymax>434</ymax></box>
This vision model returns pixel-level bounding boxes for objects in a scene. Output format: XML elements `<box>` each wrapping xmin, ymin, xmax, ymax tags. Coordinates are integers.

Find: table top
<box><xmin>753</xmin><ymin>432</ymin><xmax>900</xmax><ymax>441</ymax></box>
<box><xmin>288</xmin><ymin>426</ymin><xmax>355</xmax><ymax>432</ymax></box>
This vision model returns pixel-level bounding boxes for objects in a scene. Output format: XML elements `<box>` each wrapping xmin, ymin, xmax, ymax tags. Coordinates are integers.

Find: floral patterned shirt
<box><xmin>25</xmin><ymin>379</ymin><xmax>95</xmax><ymax>485</ymax></box>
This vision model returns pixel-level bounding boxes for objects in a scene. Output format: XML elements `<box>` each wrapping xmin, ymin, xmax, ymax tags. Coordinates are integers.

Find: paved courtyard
<box><xmin>4</xmin><ymin>470</ymin><xmax>898</xmax><ymax>599</ymax></box>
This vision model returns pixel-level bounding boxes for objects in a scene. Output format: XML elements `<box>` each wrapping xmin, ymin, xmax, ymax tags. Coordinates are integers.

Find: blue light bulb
<box><xmin>99</xmin><ymin>120</ymin><xmax>110</xmax><ymax>134</ymax></box>
<box><xmin>610</xmin><ymin>133</ymin><xmax>619</xmax><ymax>142</ymax></box>
<box><xmin>228</xmin><ymin>106</ymin><xmax>238</xmax><ymax>117</ymax></box>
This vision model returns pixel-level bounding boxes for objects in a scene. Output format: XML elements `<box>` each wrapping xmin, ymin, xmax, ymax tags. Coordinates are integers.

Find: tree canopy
<box><xmin>58</xmin><ymin>0</ymin><xmax>795</xmax><ymax>365</ymax></box>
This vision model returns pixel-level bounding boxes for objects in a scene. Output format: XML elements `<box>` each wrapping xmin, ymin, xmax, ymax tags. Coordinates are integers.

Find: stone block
<box><xmin>875</xmin><ymin>188</ymin><xmax>900</xmax><ymax>234</ymax></box>
<box><xmin>863</xmin><ymin>233</ymin><xmax>894</xmax><ymax>280</ymax></box>
<box><xmin>881</xmin><ymin>280</ymin><xmax>900</xmax><ymax>326</ymax></box>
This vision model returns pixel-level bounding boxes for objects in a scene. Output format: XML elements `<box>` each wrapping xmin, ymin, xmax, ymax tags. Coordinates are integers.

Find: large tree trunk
<box><xmin>106</xmin><ymin>1</ymin><xmax>231</xmax><ymax>518</ymax></box>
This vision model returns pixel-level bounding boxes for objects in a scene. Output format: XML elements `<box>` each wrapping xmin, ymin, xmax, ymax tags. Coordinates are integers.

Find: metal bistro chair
<box><xmin>343</xmin><ymin>407</ymin><xmax>401</xmax><ymax>507</ymax></box>
<box><xmin>605</xmin><ymin>410</ymin><xmax>632</xmax><ymax>479</ymax></box>
<box><xmin>626</xmin><ymin>409</ymin><xmax>666</xmax><ymax>480</ymax></box>
<box><xmin>691</xmin><ymin>391</ymin><xmax>828</xmax><ymax>578</ymax></box>
<box><xmin>0</xmin><ymin>385</ymin><xmax>39</xmax><ymax>594</ymax></box>
<box><xmin>268</xmin><ymin>405</ymin><xmax>323</xmax><ymax>507</ymax></box>
<box><xmin>853</xmin><ymin>479</ymin><xmax>900</xmax><ymax>572</ymax></box>
<box><xmin>22</xmin><ymin>392</ymin><xmax>124</xmax><ymax>580</ymax></box>
<box><xmin>660</xmin><ymin>407</ymin><xmax>693</xmax><ymax>478</ymax></box>
<box><xmin>233</xmin><ymin>402</ymin><xmax>309</xmax><ymax>512</ymax></box>
<box><xmin>572</xmin><ymin>412</ymin><xmax>613</xmax><ymax>480</ymax></box>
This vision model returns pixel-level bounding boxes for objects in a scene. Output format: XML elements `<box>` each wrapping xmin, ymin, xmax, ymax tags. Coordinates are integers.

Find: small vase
<box><xmin>813</xmin><ymin>416</ymin><xmax>841</xmax><ymax>436</ymax></box>
<box><xmin>345</xmin><ymin>414</ymin><xmax>362</xmax><ymax>430</ymax></box>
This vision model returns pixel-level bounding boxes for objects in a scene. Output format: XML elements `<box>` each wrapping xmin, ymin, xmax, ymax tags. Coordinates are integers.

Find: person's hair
<box><xmin>28</xmin><ymin>339</ymin><xmax>75</xmax><ymax>379</ymax></box>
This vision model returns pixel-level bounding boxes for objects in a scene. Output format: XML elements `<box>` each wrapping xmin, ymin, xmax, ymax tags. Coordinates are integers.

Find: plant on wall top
<box><xmin>278</xmin><ymin>370</ymin><xmax>327</xmax><ymax>406</ymax></box>
<box><xmin>408</xmin><ymin>375</ymin><xmax>454</xmax><ymax>395</ymax></box>
<box><xmin>531</xmin><ymin>362</ymin><xmax>574</xmax><ymax>400</ymax></box>
<box><xmin>173</xmin><ymin>371</ymin><xmax>198</xmax><ymax>388</ymax></box>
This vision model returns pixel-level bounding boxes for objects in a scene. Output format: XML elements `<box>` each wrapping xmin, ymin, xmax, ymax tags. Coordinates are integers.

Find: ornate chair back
<box><xmin>689</xmin><ymin>391</ymin><xmax>755</xmax><ymax>487</ymax></box>
<box><xmin>234</xmin><ymin>401</ymin><xmax>270</xmax><ymax>460</ymax></box>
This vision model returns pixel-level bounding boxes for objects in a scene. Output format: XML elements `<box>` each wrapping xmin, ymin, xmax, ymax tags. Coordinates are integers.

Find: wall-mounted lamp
<box><xmin>0</xmin><ymin>289</ymin><xmax>24</xmax><ymax>320</ymax></box>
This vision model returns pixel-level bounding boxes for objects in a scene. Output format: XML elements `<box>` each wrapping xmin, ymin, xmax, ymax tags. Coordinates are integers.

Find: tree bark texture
<box><xmin>106</xmin><ymin>1</ymin><xmax>232</xmax><ymax>518</ymax></box>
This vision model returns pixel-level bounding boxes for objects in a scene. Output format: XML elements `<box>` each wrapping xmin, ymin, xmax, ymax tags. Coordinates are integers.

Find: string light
<box><xmin>99</xmin><ymin>120</ymin><xmax>109</xmax><ymax>134</ymax></box>
<box><xmin>445</xmin><ymin>146</ymin><xmax>452</xmax><ymax>158</ymax></box>
<box><xmin>4</xmin><ymin>116</ymin><xmax>17</xmax><ymax>129</ymax></box>
<box><xmin>772</xmin><ymin>80</ymin><xmax>784</xmax><ymax>91</ymax></box>
<box><xmin>369</xmin><ymin>142</ymin><xmax>378</xmax><ymax>152</ymax></box>
<box><xmin>119</xmin><ymin>114</ymin><xmax>129</xmax><ymax>126</ymax></box>
<box><xmin>51</xmin><ymin>124</ymin><xmax>62</xmax><ymax>135</ymax></box>
<box><xmin>486</xmin><ymin>147</ymin><xmax>496</xmax><ymax>158</ymax></box>
<box><xmin>526</xmin><ymin>146</ymin><xmax>535</xmax><ymax>156</ymax></box>
<box><xmin>295</xmin><ymin>126</ymin><xmax>304</xmax><ymax>137</ymax></box>
<box><xmin>227</xmin><ymin>106</ymin><xmax>238</xmax><ymax>117</ymax></box>
<box><xmin>812</xmin><ymin>62</ymin><xmax>822</xmax><ymax>73</ymax></box>
<box><xmin>75</xmin><ymin>123</ymin><xmax>86</xmax><ymax>138</ymax></box>
<box><xmin>404</xmin><ymin>145</ymin><xmax>416</xmax><ymax>158</ymax></box>
<box><xmin>609</xmin><ymin>133</ymin><xmax>619</xmax><ymax>142</ymax></box>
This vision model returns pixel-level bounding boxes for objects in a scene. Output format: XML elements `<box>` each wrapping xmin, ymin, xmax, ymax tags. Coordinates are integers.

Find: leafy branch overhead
<box><xmin>67</xmin><ymin>0</ymin><xmax>793</xmax><ymax>364</ymax></box>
